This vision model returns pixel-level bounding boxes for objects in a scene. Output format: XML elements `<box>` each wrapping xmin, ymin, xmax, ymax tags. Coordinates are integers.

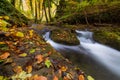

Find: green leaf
<box><xmin>0</xmin><ymin>76</ymin><xmax>4</xmax><ymax>80</ymax></box>
<box><xmin>87</xmin><ymin>75</ymin><xmax>94</xmax><ymax>80</ymax></box>
<box><xmin>29</xmin><ymin>49</ymin><xmax>35</xmax><ymax>54</ymax></box>
<box><xmin>45</xmin><ymin>59</ymin><xmax>52</xmax><ymax>68</ymax></box>
<box><xmin>19</xmin><ymin>53</ymin><xmax>27</xmax><ymax>57</ymax></box>
<box><xmin>0</xmin><ymin>59</ymin><xmax>4</xmax><ymax>63</ymax></box>
<box><xmin>16</xmin><ymin>32</ymin><xmax>24</xmax><ymax>37</ymax></box>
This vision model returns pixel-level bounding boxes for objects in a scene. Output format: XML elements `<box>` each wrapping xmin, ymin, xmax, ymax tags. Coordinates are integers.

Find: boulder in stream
<box><xmin>50</xmin><ymin>29</ymin><xmax>80</xmax><ymax>45</ymax></box>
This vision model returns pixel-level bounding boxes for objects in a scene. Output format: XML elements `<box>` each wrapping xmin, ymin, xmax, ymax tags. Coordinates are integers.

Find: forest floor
<box><xmin>0</xmin><ymin>25</ymin><xmax>90</xmax><ymax>80</ymax></box>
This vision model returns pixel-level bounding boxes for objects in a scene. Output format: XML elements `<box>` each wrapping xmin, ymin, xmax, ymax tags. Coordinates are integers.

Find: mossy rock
<box><xmin>50</xmin><ymin>29</ymin><xmax>80</xmax><ymax>45</ymax></box>
<box><xmin>93</xmin><ymin>28</ymin><xmax>120</xmax><ymax>50</ymax></box>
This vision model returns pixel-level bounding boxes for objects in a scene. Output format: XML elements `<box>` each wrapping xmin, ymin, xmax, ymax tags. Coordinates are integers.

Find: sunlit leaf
<box><xmin>4</xmin><ymin>16</ymin><xmax>10</xmax><ymax>20</ymax></box>
<box><xmin>61</xmin><ymin>66</ymin><xmax>68</xmax><ymax>72</ymax></box>
<box><xmin>29</xmin><ymin>30</ymin><xmax>34</xmax><ymax>37</ymax></box>
<box><xmin>0</xmin><ymin>42</ymin><xmax>6</xmax><ymax>44</ymax></box>
<box><xmin>13</xmin><ymin>66</ymin><xmax>23</xmax><ymax>74</ymax></box>
<box><xmin>45</xmin><ymin>59</ymin><xmax>52</xmax><ymax>68</ymax></box>
<box><xmin>19</xmin><ymin>53</ymin><xmax>27</xmax><ymax>57</ymax></box>
<box><xmin>87</xmin><ymin>75</ymin><xmax>94</xmax><ymax>80</ymax></box>
<box><xmin>79</xmin><ymin>74</ymin><xmax>85</xmax><ymax>80</ymax></box>
<box><xmin>16</xmin><ymin>31</ymin><xmax>24</xmax><ymax>37</ymax></box>
<box><xmin>11</xmin><ymin>71</ymin><xmax>32</xmax><ymax>80</ymax></box>
<box><xmin>26</xmin><ymin>66</ymin><xmax>32</xmax><ymax>73</ymax></box>
<box><xmin>35</xmin><ymin>54</ymin><xmax>43</xmax><ymax>63</ymax></box>
<box><xmin>29</xmin><ymin>49</ymin><xmax>35</xmax><ymax>54</ymax></box>
<box><xmin>0</xmin><ymin>76</ymin><xmax>3</xmax><ymax>80</ymax></box>
<box><xmin>0</xmin><ymin>52</ymin><xmax>10</xmax><ymax>60</ymax></box>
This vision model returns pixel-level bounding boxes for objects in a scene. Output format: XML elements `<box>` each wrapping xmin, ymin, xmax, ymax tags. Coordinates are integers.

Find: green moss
<box><xmin>93</xmin><ymin>28</ymin><xmax>120</xmax><ymax>50</ymax></box>
<box><xmin>50</xmin><ymin>29</ymin><xmax>80</xmax><ymax>45</ymax></box>
<box><xmin>0</xmin><ymin>0</ymin><xmax>28</xmax><ymax>26</ymax></box>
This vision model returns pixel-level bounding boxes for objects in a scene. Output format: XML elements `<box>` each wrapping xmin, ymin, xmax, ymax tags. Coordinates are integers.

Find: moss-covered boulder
<box><xmin>93</xmin><ymin>27</ymin><xmax>120</xmax><ymax>50</ymax></box>
<box><xmin>0</xmin><ymin>0</ymin><xmax>28</xmax><ymax>26</ymax></box>
<box><xmin>50</xmin><ymin>29</ymin><xmax>80</xmax><ymax>45</ymax></box>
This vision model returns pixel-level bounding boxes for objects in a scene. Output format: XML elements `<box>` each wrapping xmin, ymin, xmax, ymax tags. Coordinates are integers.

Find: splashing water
<box><xmin>43</xmin><ymin>30</ymin><xmax>120</xmax><ymax>78</ymax></box>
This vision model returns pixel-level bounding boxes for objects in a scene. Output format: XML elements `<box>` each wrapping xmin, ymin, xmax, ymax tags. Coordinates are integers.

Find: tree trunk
<box><xmin>11</xmin><ymin>0</ymin><xmax>15</xmax><ymax>6</ymax></box>
<box><xmin>35</xmin><ymin>0</ymin><xmax>38</xmax><ymax>23</ymax></box>
<box><xmin>43</xmin><ymin>1</ymin><xmax>48</xmax><ymax>23</ymax></box>
<box><xmin>48</xmin><ymin>0</ymin><xmax>52</xmax><ymax>21</ymax></box>
<box><xmin>83</xmin><ymin>9</ymin><xmax>89</xmax><ymax>27</ymax></box>
<box><xmin>30</xmin><ymin>0</ymin><xmax>34</xmax><ymax>17</ymax></box>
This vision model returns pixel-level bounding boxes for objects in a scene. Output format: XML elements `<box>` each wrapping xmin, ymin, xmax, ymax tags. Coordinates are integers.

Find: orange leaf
<box><xmin>53</xmin><ymin>75</ymin><xmax>58</xmax><ymax>80</ymax></box>
<box><xmin>35</xmin><ymin>54</ymin><xmax>43</xmax><ymax>63</ymax></box>
<box><xmin>0</xmin><ymin>52</ymin><xmax>10</xmax><ymax>59</ymax></box>
<box><xmin>61</xmin><ymin>66</ymin><xmax>68</xmax><ymax>72</ymax></box>
<box><xmin>33</xmin><ymin>75</ymin><xmax>47</xmax><ymax>80</ymax></box>
<box><xmin>26</xmin><ymin>65</ymin><xmax>32</xmax><ymax>73</ymax></box>
<box><xmin>79</xmin><ymin>74</ymin><xmax>85</xmax><ymax>80</ymax></box>
<box><xmin>13</xmin><ymin>66</ymin><xmax>23</xmax><ymax>74</ymax></box>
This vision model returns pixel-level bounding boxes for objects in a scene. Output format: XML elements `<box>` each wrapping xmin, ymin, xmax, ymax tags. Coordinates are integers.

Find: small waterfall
<box><xmin>76</xmin><ymin>30</ymin><xmax>120</xmax><ymax>76</ymax></box>
<box><xmin>43</xmin><ymin>30</ymin><xmax>120</xmax><ymax>79</ymax></box>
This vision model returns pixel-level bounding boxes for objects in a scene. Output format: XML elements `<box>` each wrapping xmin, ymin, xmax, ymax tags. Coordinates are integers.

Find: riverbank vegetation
<box><xmin>0</xmin><ymin>0</ymin><xmax>120</xmax><ymax>80</ymax></box>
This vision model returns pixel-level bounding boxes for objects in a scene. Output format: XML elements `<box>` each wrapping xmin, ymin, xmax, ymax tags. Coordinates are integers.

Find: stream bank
<box><xmin>0</xmin><ymin>25</ymin><xmax>89</xmax><ymax>80</ymax></box>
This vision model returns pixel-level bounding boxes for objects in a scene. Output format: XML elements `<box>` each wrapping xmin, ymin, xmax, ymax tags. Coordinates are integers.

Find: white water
<box><xmin>43</xmin><ymin>30</ymin><xmax>120</xmax><ymax>77</ymax></box>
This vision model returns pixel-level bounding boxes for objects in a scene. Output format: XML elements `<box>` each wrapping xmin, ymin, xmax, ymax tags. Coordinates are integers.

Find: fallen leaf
<box><xmin>16</xmin><ymin>31</ymin><xmax>24</xmax><ymax>37</ymax></box>
<box><xmin>11</xmin><ymin>71</ymin><xmax>32</xmax><ymax>80</ymax></box>
<box><xmin>0</xmin><ymin>52</ymin><xmax>10</xmax><ymax>60</ymax></box>
<box><xmin>29</xmin><ymin>49</ymin><xmax>35</xmax><ymax>54</ymax></box>
<box><xmin>33</xmin><ymin>75</ymin><xmax>47</xmax><ymax>80</ymax></box>
<box><xmin>45</xmin><ymin>59</ymin><xmax>52</xmax><ymax>68</ymax></box>
<box><xmin>0</xmin><ymin>76</ymin><xmax>3</xmax><ymax>80</ymax></box>
<box><xmin>13</xmin><ymin>66</ymin><xmax>23</xmax><ymax>74</ymax></box>
<box><xmin>0</xmin><ymin>42</ymin><xmax>6</xmax><ymax>44</ymax></box>
<box><xmin>26</xmin><ymin>66</ymin><xmax>32</xmax><ymax>73</ymax></box>
<box><xmin>35</xmin><ymin>54</ymin><xmax>43</xmax><ymax>63</ymax></box>
<box><xmin>79</xmin><ymin>74</ymin><xmax>85</xmax><ymax>80</ymax></box>
<box><xmin>19</xmin><ymin>53</ymin><xmax>27</xmax><ymax>57</ymax></box>
<box><xmin>87</xmin><ymin>75</ymin><xmax>94</xmax><ymax>80</ymax></box>
<box><xmin>61</xmin><ymin>66</ymin><xmax>68</xmax><ymax>72</ymax></box>
<box><xmin>53</xmin><ymin>75</ymin><xmax>58</xmax><ymax>80</ymax></box>
<box><xmin>29</xmin><ymin>30</ymin><xmax>34</xmax><ymax>37</ymax></box>
<box><xmin>4</xmin><ymin>58</ymin><xmax>13</xmax><ymax>64</ymax></box>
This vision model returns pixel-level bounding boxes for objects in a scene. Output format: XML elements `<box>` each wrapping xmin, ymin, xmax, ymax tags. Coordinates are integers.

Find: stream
<box><xmin>43</xmin><ymin>30</ymin><xmax>120</xmax><ymax>80</ymax></box>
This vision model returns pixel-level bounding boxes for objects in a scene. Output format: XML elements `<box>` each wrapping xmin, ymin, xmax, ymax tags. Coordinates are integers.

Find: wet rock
<box><xmin>93</xmin><ymin>27</ymin><xmax>120</xmax><ymax>50</ymax></box>
<box><xmin>50</xmin><ymin>29</ymin><xmax>80</xmax><ymax>45</ymax></box>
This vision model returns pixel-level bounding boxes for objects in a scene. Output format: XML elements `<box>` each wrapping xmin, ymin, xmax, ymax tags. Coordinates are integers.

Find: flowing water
<box><xmin>43</xmin><ymin>30</ymin><xmax>120</xmax><ymax>80</ymax></box>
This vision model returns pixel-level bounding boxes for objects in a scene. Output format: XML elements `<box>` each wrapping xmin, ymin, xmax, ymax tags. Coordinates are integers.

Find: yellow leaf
<box><xmin>79</xmin><ymin>75</ymin><xmax>85</xmax><ymax>80</ymax></box>
<box><xmin>29</xmin><ymin>30</ymin><xmax>34</xmax><ymax>37</ymax></box>
<box><xmin>0</xmin><ymin>42</ymin><xmax>6</xmax><ymax>44</ymax></box>
<box><xmin>0</xmin><ymin>52</ymin><xmax>10</xmax><ymax>60</ymax></box>
<box><xmin>19</xmin><ymin>53</ymin><xmax>27</xmax><ymax>57</ymax></box>
<box><xmin>26</xmin><ymin>66</ymin><xmax>32</xmax><ymax>73</ymax></box>
<box><xmin>3</xmin><ymin>16</ymin><xmax>9</xmax><ymax>20</ymax></box>
<box><xmin>87</xmin><ymin>75</ymin><xmax>94</xmax><ymax>80</ymax></box>
<box><xmin>16</xmin><ymin>31</ymin><xmax>24</xmax><ymax>37</ymax></box>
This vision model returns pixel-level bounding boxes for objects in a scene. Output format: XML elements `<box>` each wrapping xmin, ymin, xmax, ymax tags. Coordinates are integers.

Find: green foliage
<box><xmin>87</xmin><ymin>75</ymin><xmax>94</xmax><ymax>80</ymax></box>
<box><xmin>45</xmin><ymin>59</ymin><xmax>52</xmax><ymax>68</ymax></box>
<box><xmin>29</xmin><ymin>49</ymin><xmax>35</xmax><ymax>54</ymax></box>
<box><xmin>0</xmin><ymin>76</ymin><xmax>8</xmax><ymax>80</ymax></box>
